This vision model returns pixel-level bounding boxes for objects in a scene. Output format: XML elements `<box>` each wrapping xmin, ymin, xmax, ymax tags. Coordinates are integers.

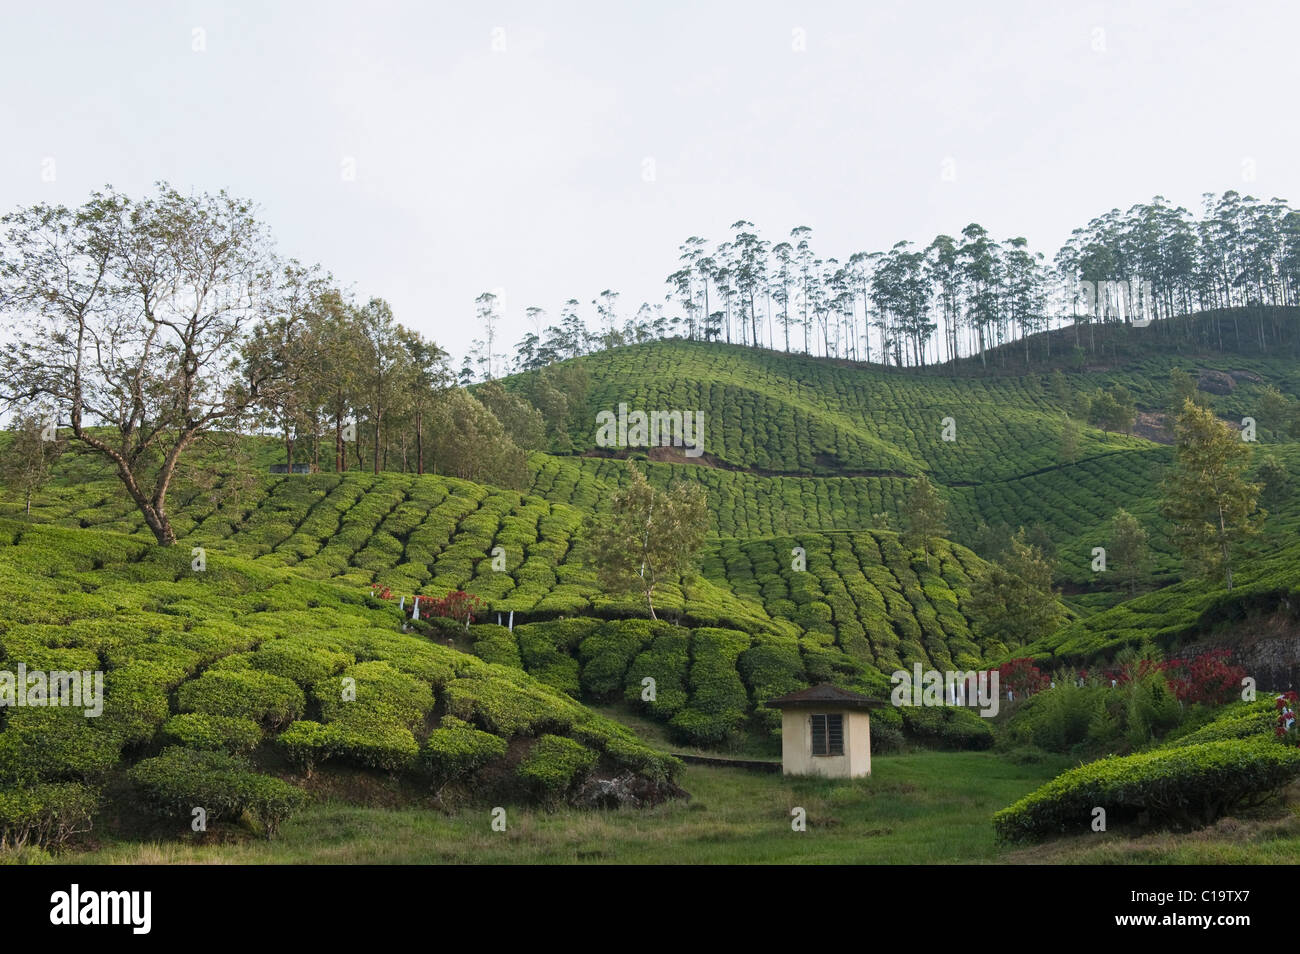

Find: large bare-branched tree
<box><xmin>0</xmin><ymin>183</ymin><xmax>275</xmax><ymax>545</ymax></box>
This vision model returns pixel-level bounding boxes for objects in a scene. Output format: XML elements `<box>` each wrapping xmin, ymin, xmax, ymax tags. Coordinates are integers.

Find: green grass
<box><xmin>48</xmin><ymin>752</ymin><xmax>1075</xmax><ymax>864</ymax></box>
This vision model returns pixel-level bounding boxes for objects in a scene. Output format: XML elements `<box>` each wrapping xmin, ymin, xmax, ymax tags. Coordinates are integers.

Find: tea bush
<box><xmin>422</xmin><ymin>717</ymin><xmax>509</xmax><ymax>785</ymax></box>
<box><xmin>128</xmin><ymin>747</ymin><xmax>308</xmax><ymax>835</ymax></box>
<box><xmin>161</xmin><ymin>714</ymin><xmax>263</xmax><ymax>753</ymax></box>
<box><xmin>994</xmin><ymin>738</ymin><xmax>1300</xmax><ymax>841</ymax></box>
<box><xmin>516</xmin><ymin>734</ymin><xmax>598</xmax><ymax>803</ymax></box>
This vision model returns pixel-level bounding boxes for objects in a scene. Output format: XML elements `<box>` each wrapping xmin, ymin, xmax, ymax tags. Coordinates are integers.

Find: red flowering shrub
<box><xmin>369</xmin><ymin>583</ymin><xmax>393</xmax><ymax>600</ymax></box>
<box><xmin>1160</xmin><ymin>650</ymin><xmax>1246</xmax><ymax>706</ymax></box>
<box><xmin>997</xmin><ymin>658</ymin><xmax>1050</xmax><ymax>698</ymax></box>
<box><xmin>419</xmin><ymin>590</ymin><xmax>486</xmax><ymax>630</ymax></box>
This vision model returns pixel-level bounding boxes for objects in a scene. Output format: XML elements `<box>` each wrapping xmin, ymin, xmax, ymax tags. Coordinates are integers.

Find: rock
<box><xmin>1229</xmin><ymin>370</ymin><xmax>1263</xmax><ymax>384</ymax></box>
<box><xmin>570</xmin><ymin>772</ymin><xmax>690</xmax><ymax>809</ymax></box>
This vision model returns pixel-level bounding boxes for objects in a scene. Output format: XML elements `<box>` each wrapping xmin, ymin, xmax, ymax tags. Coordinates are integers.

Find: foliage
<box><xmin>515</xmin><ymin>734</ymin><xmax>599</xmax><ymax>803</ymax></box>
<box><xmin>993</xmin><ymin>738</ymin><xmax>1300</xmax><ymax>842</ymax></box>
<box><xmin>967</xmin><ymin>529</ymin><xmax>1064</xmax><ymax>649</ymax></box>
<box><xmin>1161</xmin><ymin>399</ymin><xmax>1262</xmax><ymax>590</ymax></box>
<box><xmin>128</xmin><ymin>747</ymin><xmax>308</xmax><ymax>835</ymax></box>
<box><xmin>586</xmin><ymin>463</ymin><xmax>708</xmax><ymax>620</ymax></box>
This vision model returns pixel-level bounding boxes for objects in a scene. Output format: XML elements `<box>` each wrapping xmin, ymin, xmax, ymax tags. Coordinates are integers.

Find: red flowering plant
<box><xmin>1276</xmin><ymin>691</ymin><xmax>1298</xmax><ymax>744</ymax></box>
<box><xmin>369</xmin><ymin>583</ymin><xmax>393</xmax><ymax>601</ymax></box>
<box><xmin>418</xmin><ymin>590</ymin><xmax>486</xmax><ymax>632</ymax></box>
<box><xmin>1159</xmin><ymin>649</ymin><xmax>1246</xmax><ymax>706</ymax></box>
<box><xmin>997</xmin><ymin>658</ymin><xmax>1050</xmax><ymax>700</ymax></box>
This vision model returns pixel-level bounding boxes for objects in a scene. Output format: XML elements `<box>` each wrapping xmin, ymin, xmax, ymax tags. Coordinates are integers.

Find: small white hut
<box><xmin>767</xmin><ymin>684</ymin><xmax>885</xmax><ymax>779</ymax></box>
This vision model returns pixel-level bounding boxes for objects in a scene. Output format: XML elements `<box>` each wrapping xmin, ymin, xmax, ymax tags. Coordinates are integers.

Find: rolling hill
<box><xmin>4</xmin><ymin>318</ymin><xmax>1300</xmax><ymax>852</ymax></box>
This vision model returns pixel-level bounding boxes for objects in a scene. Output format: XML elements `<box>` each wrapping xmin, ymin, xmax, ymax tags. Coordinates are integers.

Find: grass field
<box><xmin>45</xmin><ymin>752</ymin><xmax>1072</xmax><ymax>864</ymax></box>
<box><xmin>37</xmin><ymin>748</ymin><xmax>1300</xmax><ymax>865</ymax></box>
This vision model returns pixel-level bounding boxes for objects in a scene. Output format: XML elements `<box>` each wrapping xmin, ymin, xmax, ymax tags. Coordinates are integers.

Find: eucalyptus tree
<box><xmin>474</xmin><ymin>291</ymin><xmax>502</xmax><ymax>379</ymax></box>
<box><xmin>593</xmin><ymin>289</ymin><xmax>621</xmax><ymax>349</ymax></box>
<box><xmin>846</xmin><ymin>251</ymin><xmax>875</xmax><ymax>362</ymax></box>
<box><xmin>926</xmin><ymin>235</ymin><xmax>962</xmax><ymax>363</ymax></box>
<box><xmin>730</xmin><ymin>220</ymin><xmax>768</xmax><ymax>349</ymax></box>
<box><xmin>244</xmin><ymin>260</ymin><xmax>333</xmax><ymax>473</ymax></box>
<box><xmin>770</xmin><ymin>241</ymin><xmax>794</xmax><ymax>352</ymax></box>
<box><xmin>1002</xmin><ymin>237</ymin><xmax>1048</xmax><ymax>362</ymax></box>
<box><xmin>791</xmin><ymin>226</ymin><xmax>815</xmax><ymax>353</ymax></box>
<box><xmin>960</xmin><ymin>223</ymin><xmax>1002</xmax><ymax>364</ymax></box>
<box><xmin>399</xmin><ymin>327</ymin><xmax>452</xmax><ymax>474</ymax></box>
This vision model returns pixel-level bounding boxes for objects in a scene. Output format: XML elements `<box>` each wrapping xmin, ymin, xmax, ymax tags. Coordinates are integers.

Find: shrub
<box><xmin>443</xmin><ymin>666</ymin><xmax>584</xmax><ymax>736</ymax></box>
<box><xmin>248</xmin><ymin>639</ymin><xmax>353</xmax><ymax>689</ymax></box>
<box><xmin>516</xmin><ymin>734</ymin><xmax>598</xmax><ymax>803</ymax></box>
<box><xmin>623</xmin><ymin>628</ymin><xmax>689</xmax><ymax>718</ymax></box>
<box><xmin>515</xmin><ymin>623</ymin><xmax>583</xmax><ymax>695</ymax></box>
<box><xmin>278</xmin><ymin>721</ymin><xmax>332</xmax><ymax>774</ymax></box>
<box><xmin>1159</xmin><ymin>700</ymin><xmax>1276</xmax><ymax>749</ymax></box>
<box><xmin>177</xmin><ymin>669</ymin><xmax>305</xmax><ymax>729</ymax></box>
<box><xmin>0</xmin><ymin>708</ymin><xmax>121</xmax><ymax>784</ymax></box>
<box><xmin>315</xmin><ymin>720</ymin><xmax>419</xmax><ymax>772</ymax></box>
<box><xmin>579</xmin><ymin>620</ymin><xmax>651</xmax><ymax>698</ymax></box>
<box><xmin>670</xmin><ymin>628</ymin><xmax>750</xmax><ymax>745</ymax></box>
<box><xmin>128</xmin><ymin>747</ymin><xmax>307</xmax><ymax>835</ymax></box>
<box><xmin>315</xmin><ymin>661</ymin><xmax>434</xmax><ymax>731</ymax></box>
<box><xmin>868</xmin><ymin>716</ymin><xmax>905</xmax><ymax>754</ymax></box>
<box><xmin>900</xmin><ymin>705</ymin><xmax>994</xmax><ymax>750</ymax></box>
<box><xmin>469</xmin><ymin>624</ymin><xmax>523</xmax><ymax>669</ymax></box>
<box><xmin>568</xmin><ymin>713</ymin><xmax>681</xmax><ymax>781</ymax></box>
<box><xmin>161</xmin><ymin>714</ymin><xmax>263</xmax><ymax>754</ymax></box>
<box><xmin>1161</xmin><ymin>650</ymin><xmax>1247</xmax><ymax>706</ymax></box>
<box><xmin>1002</xmin><ymin>686</ymin><xmax>1106</xmax><ymax>754</ymax></box>
<box><xmin>101</xmin><ymin>663</ymin><xmax>173</xmax><ymax>744</ymax></box>
<box><xmin>994</xmin><ymin>738</ymin><xmax>1300</xmax><ymax>842</ymax></box>
<box><xmin>0</xmin><ymin>782</ymin><xmax>98</xmax><ymax>850</ymax></box>
<box><xmin>422</xmin><ymin>718</ymin><xmax>508</xmax><ymax>784</ymax></box>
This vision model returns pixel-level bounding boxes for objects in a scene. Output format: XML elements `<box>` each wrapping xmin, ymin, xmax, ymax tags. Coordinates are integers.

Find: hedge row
<box><xmin>993</xmin><ymin>738</ymin><xmax>1300</xmax><ymax>842</ymax></box>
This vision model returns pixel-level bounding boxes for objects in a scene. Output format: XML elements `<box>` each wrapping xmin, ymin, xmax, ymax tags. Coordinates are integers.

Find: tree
<box><xmin>399</xmin><ymin>328</ymin><xmax>451</xmax><ymax>475</ymax></box>
<box><xmin>967</xmin><ymin>529</ymin><xmax>1064</xmax><ymax>648</ymax></box>
<box><xmin>1089</xmin><ymin>385</ymin><xmax>1136</xmax><ymax>434</ymax></box>
<box><xmin>1258</xmin><ymin>453</ymin><xmax>1292</xmax><ymax>509</ymax></box>
<box><xmin>356</xmin><ymin>298</ymin><xmax>405</xmax><ymax>474</ymax></box>
<box><xmin>1168</xmin><ymin>367</ymin><xmax>1207</xmax><ymax>421</ymax></box>
<box><xmin>425</xmin><ymin>388</ymin><xmax>529</xmax><ymax>489</ymax></box>
<box><xmin>0</xmin><ymin>184</ymin><xmax>274</xmax><ymax>545</ymax></box>
<box><xmin>475</xmin><ymin>381</ymin><xmax>545</xmax><ymax>450</ymax></box>
<box><xmin>0</xmin><ymin>408</ymin><xmax>64</xmax><ymax>516</ymax></box>
<box><xmin>586</xmin><ymin>464</ymin><xmax>707</xmax><ymax>620</ymax></box>
<box><xmin>902</xmin><ymin>474</ymin><xmax>946</xmax><ymax>566</ymax></box>
<box><xmin>1058</xmin><ymin>415</ymin><xmax>1080</xmax><ymax>465</ymax></box>
<box><xmin>244</xmin><ymin>260</ymin><xmax>331</xmax><ymax>474</ymax></box>
<box><xmin>1161</xmin><ymin>399</ymin><xmax>1262</xmax><ymax>590</ymax></box>
<box><xmin>1109</xmin><ymin>508</ymin><xmax>1150</xmax><ymax>596</ymax></box>
<box><xmin>307</xmin><ymin>290</ymin><xmax>363</xmax><ymax>473</ymax></box>
<box><xmin>474</xmin><ymin>292</ymin><xmax>502</xmax><ymax>379</ymax></box>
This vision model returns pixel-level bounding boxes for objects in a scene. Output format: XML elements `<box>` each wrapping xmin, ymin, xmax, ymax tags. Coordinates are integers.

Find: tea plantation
<box><xmin>5</xmin><ymin>334</ymin><xmax>1300</xmax><ymax>860</ymax></box>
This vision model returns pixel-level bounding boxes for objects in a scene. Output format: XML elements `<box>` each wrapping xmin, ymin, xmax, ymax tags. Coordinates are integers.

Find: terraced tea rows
<box><xmin>0</xmin><ymin>519</ymin><xmax>682</xmax><ymax>844</ymax></box>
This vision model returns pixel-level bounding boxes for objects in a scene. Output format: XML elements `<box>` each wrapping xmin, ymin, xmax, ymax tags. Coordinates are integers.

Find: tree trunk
<box><xmin>335</xmin><ymin>415</ymin><xmax>345</xmax><ymax>474</ymax></box>
<box><xmin>416</xmin><ymin>408</ymin><xmax>424</xmax><ymax>475</ymax></box>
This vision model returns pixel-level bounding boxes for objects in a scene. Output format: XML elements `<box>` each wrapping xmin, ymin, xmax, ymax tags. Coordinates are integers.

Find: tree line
<box><xmin>493</xmin><ymin>191</ymin><xmax>1300</xmax><ymax>375</ymax></box>
<box><xmin>0</xmin><ymin>183</ymin><xmax>581</xmax><ymax>545</ymax></box>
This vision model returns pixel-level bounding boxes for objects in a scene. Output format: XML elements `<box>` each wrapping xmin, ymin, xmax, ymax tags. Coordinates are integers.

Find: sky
<box><xmin>2</xmin><ymin>0</ymin><xmax>1298</xmax><ymax>363</ymax></box>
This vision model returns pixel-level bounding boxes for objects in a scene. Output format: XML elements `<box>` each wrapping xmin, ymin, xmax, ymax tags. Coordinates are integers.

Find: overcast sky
<box><xmin>2</xmin><ymin>0</ymin><xmax>1297</xmax><ymax>362</ymax></box>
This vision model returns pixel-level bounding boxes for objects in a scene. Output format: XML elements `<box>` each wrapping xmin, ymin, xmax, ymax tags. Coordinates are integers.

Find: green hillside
<box><xmin>5</xmin><ymin>321</ymin><xmax>1300</xmax><ymax>857</ymax></box>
